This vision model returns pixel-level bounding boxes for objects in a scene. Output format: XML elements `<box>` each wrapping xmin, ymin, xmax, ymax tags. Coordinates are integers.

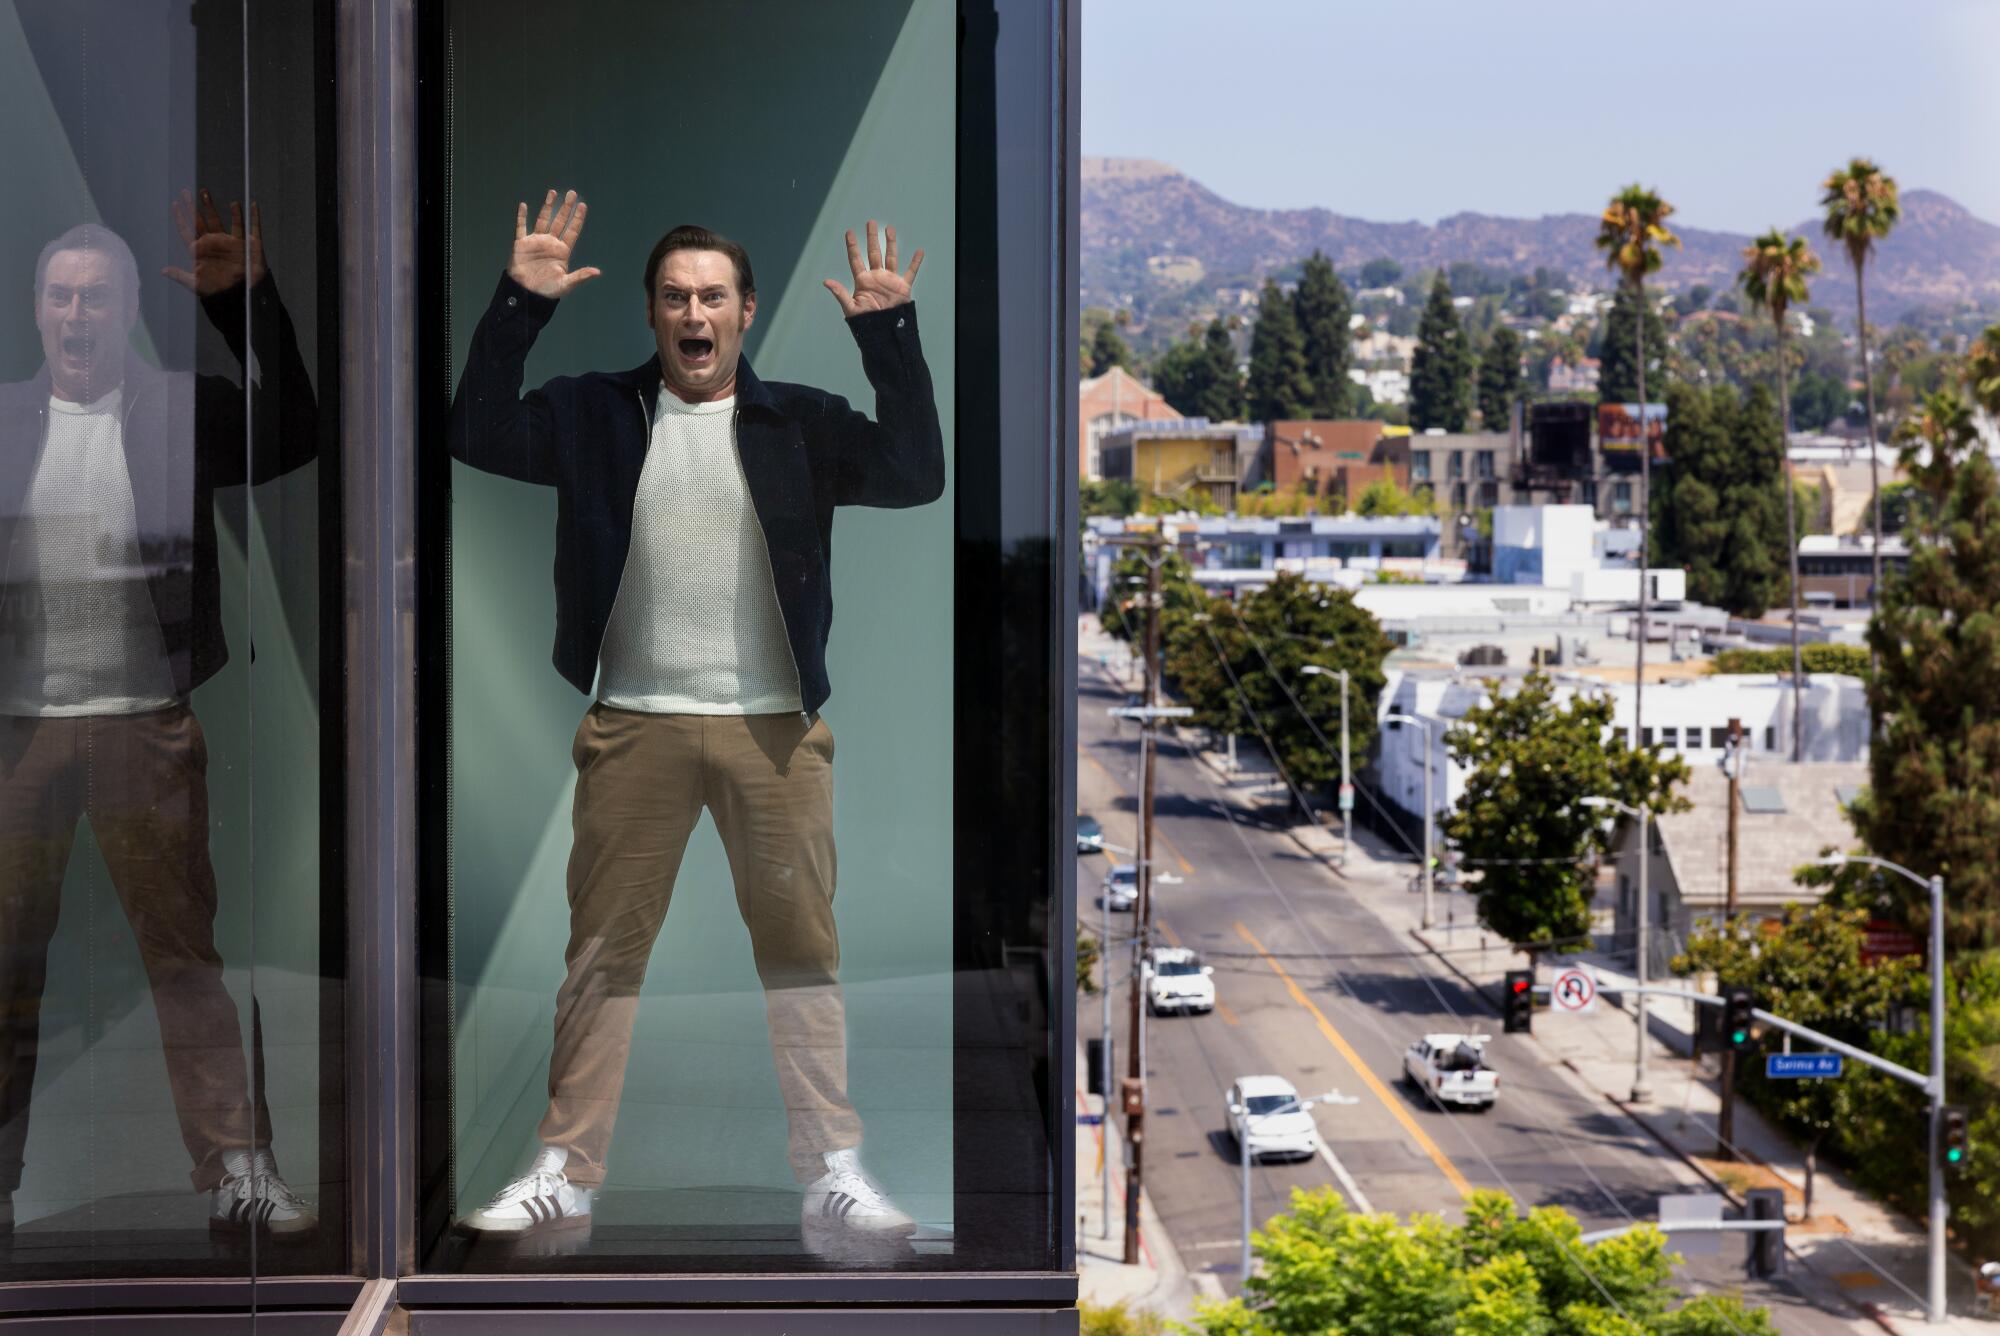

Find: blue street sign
<box><xmin>1766</xmin><ymin>1053</ymin><xmax>1844</xmax><ymax>1079</ymax></box>
<box><xmin>1078</xmin><ymin>1113</ymin><xmax>1104</xmax><ymax>1125</ymax></box>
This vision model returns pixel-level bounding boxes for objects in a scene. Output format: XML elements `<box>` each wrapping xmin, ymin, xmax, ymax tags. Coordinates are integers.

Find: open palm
<box><xmin>824</xmin><ymin>220</ymin><xmax>923</xmax><ymax>317</ymax></box>
<box><xmin>509</xmin><ymin>189</ymin><xmax>602</xmax><ymax>299</ymax></box>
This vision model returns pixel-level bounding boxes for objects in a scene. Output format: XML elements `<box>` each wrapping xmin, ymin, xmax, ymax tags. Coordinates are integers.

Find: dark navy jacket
<box><xmin>0</xmin><ymin>279</ymin><xmax>317</xmax><ymax>698</ymax></box>
<box><xmin>448</xmin><ymin>273</ymin><xmax>944</xmax><ymax>712</ymax></box>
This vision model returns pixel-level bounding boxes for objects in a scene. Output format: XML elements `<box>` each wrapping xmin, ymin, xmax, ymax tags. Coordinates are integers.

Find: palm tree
<box><xmin>1820</xmin><ymin>157</ymin><xmax>1900</xmax><ymax>601</ymax></box>
<box><xmin>1595</xmin><ymin>185</ymin><xmax>1680</xmax><ymax>743</ymax></box>
<box><xmin>1739</xmin><ymin>230</ymin><xmax>1822</xmax><ymax>761</ymax></box>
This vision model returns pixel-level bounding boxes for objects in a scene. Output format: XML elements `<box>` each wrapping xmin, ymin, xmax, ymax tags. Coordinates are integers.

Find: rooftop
<box><xmin>1642</xmin><ymin>763</ymin><xmax>1868</xmax><ymax>910</ymax></box>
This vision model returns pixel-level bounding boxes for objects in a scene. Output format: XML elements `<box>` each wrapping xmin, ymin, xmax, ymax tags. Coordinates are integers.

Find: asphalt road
<box><xmin>1075</xmin><ymin>658</ymin><xmax>1867</xmax><ymax>1333</ymax></box>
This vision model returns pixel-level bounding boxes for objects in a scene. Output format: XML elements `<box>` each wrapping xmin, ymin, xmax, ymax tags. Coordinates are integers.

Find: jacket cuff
<box><xmin>493</xmin><ymin>271</ymin><xmax>561</xmax><ymax>326</ymax></box>
<box><xmin>845</xmin><ymin>301</ymin><xmax>919</xmax><ymax>345</ymax></box>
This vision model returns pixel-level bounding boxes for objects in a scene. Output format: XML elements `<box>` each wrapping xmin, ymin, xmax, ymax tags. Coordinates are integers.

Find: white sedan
<box><xmin>1227</xmin><ymin>1075</ymin><xmax>1319</xmax><ymax>1162</ymax></box>
<box><xmin>1099</xmin><ymin>863</ymin><xmax>1138</xmax><ymax>911</ymax></box>
<box><xmin>1144</xmin><ymin>947</ymin><xmax>1215</xmax><ymax>1015</ymax></box>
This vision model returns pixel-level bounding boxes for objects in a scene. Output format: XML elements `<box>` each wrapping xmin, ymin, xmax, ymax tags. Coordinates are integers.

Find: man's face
<box><xmin>649</xmin><ymin>248</ymin><xmax>755</xmax><ymax>403</ymax></box>
<box><xmin>36</xmin><ymin>248</ymin><xmax>133</xmax><ymax>403</ymax></box>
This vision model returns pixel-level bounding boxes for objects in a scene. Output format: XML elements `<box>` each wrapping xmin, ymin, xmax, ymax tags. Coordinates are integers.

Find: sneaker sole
<box><xmin>800</xmin><ymin>1213</ymin><xmax>916</xmax><ymax>1263</ymax></box>
<box><xmin>457</xmin><ymin>1213</ymin><xmax>593</xmax><ymax>1239</ymax></box>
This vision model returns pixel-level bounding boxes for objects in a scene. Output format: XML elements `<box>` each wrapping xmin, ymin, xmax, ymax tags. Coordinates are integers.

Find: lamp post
<box><xmin>1582</xmin><ymin>795</ymin><xmax>1652</xmax><ymax>1102</ymax></box>
<box><xmin>1384</xmin><ymin>712</ymin><xmax>1435</xmax><ymax>928</ymax></box>
<box><xmin>1233</xmin><ymin>1089</ymin><xmax>1355</xmax><ymax>1282</ymax></box>
<box><xmin>1817</xmin><ymin>853</ymin><xmax>1947</xmax><ymax>1325</ymax></box>
<box><xmin>1301</xmin><ymin>665</ymin><xmax>1351</xmax><ymax>861</ymax></box>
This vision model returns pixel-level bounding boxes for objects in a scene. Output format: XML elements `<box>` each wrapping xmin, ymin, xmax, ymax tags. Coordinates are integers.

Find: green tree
<box><xmin>1853</xmin><ymin>380</ymin><xmax>2000</xmax><ymax>949</ymax></box>
<box><xmin>1076</xmin><ymin>928</ymin><xmax>1101</xmax><ymax>994</ymax></box>
<box><xmin>1162</xmin><ymin>573</ymin><xmax>1391</xmax><ymax>795</ymax></box>
<box><xmin>1593</xmin><ymin>282</ymin><xmax>1670</xmax><ymax>404</ymax></box>
<box><xmin>1359</xmin><ymin>256</ymin><xmax>1402</xmax><ymax>288</ymax></box>
<box><xmin>1409</xmin><ymin>273</ymin><xmax>1473</xmax><ymax>431</ymax></box>
<box><xmin>1089</xmin><ymin>318</ymin><xmax>1131</xmax><ymax>377</ymax></box>
<box><xmin>1711</xmin><ymin>643</ymin><xmax>1871</xmax><ymax>677</ymax></box>
<box><xmin>1740</xmin><ymin>228</ymin><xmax>1823</xmax><ymax>758</ymax></box>
<box><xmin>1822</xmin><ymin>157</ymin><xmax>1901</xmax><ymax>593</ymax></box>
<box><xmin>1097</xmin><ymin>546</ymin><xmax>1202</xmax><ymax>645</ymax></box>
<box><xmin>1353</xmin><ymin>477</ymin><xmax>1439</xmax><ymax>518</ymax></box>
<box><xmin>1674</xmin><ymin>904</ymin><xmax>1921</xmax><ymax>1218</ymax></box>
<box><xmin>1246</xmin><ymin>279</ymin><xmax>1315</xmax><ymax>423</ymax></box>
<box><xmin>1186</xmin><ymin>1186</ymin><xmax>1777</xmax><ymax>1336</ymax></box>
<box><xmin>1150</xmin><ymin>318</ymin><xmax>1244</xmax><ymax>424</ymax></box>
<box><xmin>1293</xmin><ymin>251</ymin><xmax>1354</xmax><ymax>418</ymax></box>
<box><xmin>1081</xmin><ymin>478</ymin><xmax>1140</xmax><ymax>519</ymax></box>
<box><xmin>1650</xmin><ymin>382</ymin><xmax>1788</xmax><ymax>617</ymax></box>
<box><xmin>1477</xmin><ymin>326</ymin><xmax>1526</xmax><ymax>429</ymax></box>
<box><xmin>1445</xmin><ymin>673</ymin><xmax>1688</xmax><ymax>949</ymax></box>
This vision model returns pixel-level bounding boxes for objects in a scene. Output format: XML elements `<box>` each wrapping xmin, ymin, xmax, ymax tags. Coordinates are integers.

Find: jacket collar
<box><xmin>620</xmin><ymin>351</ymin><xmax>781</xmax><ymax>421</ymax></box>
<box><xmin>14</xmin><ymin>354</ymin><xmax>167</xmax><ymax>413</ymax></box>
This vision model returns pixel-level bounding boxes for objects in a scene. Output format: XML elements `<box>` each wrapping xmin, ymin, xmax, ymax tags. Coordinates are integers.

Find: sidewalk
<box><xmin>1074</xmin><ymin>1039</ymin><xmax>1223</xmax><ymax>1320</ymax></box>
<box><xmin>1178</xmin><ymin>721</ymin><xmax>1994</xmax><ymax>1333</ymax></box>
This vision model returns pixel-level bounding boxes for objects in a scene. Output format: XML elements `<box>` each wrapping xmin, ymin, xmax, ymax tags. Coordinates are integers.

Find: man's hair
<box><xmin>35</xmin><ymin>223</ymin><xmax>141</xmax><ymax>315</ymax></box>
<box><xmin>643</xmin><ymin>225</ymin><xmax>756</xmax><ymax>303</ymax></box>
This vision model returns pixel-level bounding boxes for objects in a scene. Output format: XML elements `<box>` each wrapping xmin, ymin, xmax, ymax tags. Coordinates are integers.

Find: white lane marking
<box><xmin>1316</xmin><ymin>1139</ymin><xmax>1375</xmax><ymax>1215</ymax></box>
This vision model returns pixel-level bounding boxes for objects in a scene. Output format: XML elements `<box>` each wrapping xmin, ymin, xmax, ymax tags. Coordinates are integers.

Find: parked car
<box><xmin>1143</xmin><ymin>946</ymin><xmax>1215</xmax><ymax>1015</ymax></box>
<box><xmin>1227</xmin><ymin>1075</ymin><xmax>1319</xmax><ymax>1162</ymax></box>
<box><xmin>1077</xmin><ymin>814</ymin><xmax>1105</xmax><ymax>855</ymax></box>
<box><xmin>1099</xmin><ymin>863</ymin><xmax>1138</xmax><ymax>911</ymax></box>
<box><xmin>1402</xmin><ymin>1033</ymin><xmax>1498</xmax><ymax>1110</ymax></box>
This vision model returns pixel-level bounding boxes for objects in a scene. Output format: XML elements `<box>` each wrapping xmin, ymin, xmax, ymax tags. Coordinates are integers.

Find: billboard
<box><xmin>1599</xmin><ymin>402</ymin><xmax>1667</xmax><ymax>461</ymax></box>
<box><xmin>1528</xmin><ymin>401</ymin><xmax>1594</xmax><ymax>478</ymax></box>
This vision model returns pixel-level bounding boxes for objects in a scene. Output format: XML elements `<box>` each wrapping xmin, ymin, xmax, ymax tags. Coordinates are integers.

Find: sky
<box><xmin>1083</xmin><ymin>0</ymin><xmax>2000</xmax><ymax>236</ymax></box>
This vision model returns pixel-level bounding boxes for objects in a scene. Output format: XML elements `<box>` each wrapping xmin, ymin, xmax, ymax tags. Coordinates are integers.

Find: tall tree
<box><xmin>1594</xmin><ymin>282</ymin><xmax>1669</xmax><ymax>404</ymax></box>
<box><xmin>1821</xmin><ymin>157</ymin><xmax>1901</xmax><ymax>600</ymax></box>
<box><xmin>1853</xmin><ymin>376</ymin><xmax>2000</xmax><ymax>949</ymax></box>
<box><xmin>1293</xmin><ymin>250</ymin><xmax>1355</xmax><ymax>417</ymax></box>
<box><xmin>1596</xmin><ymin>184</ymin><xmax>1681</xmax><ymax>748</ymax></box>
<box><xmin>1444</xmin><ymin>673</ymin><xmax>1688</xmax><ymax>950</ymax></box>
<box><xmin>1475</xmin><ymin>327</ymin><xmax>1524</xmax><ymax>429</ymax></box>
<box><xmin>1151</xmin><ymin>318</ymin><xmax>1243</xmax><ymax>424</ymax></box>
<box><xmin>1739</xmin><ymin>229</ymin><xmax>1823</xmax><ymax>759</ymax></box>
<box><xmin>1408</xmin><ymin>274</ymin><xmax>1472</xmax><ymax>432</ymax></box>
<box><xmin>1087</xmin><ymin>318</ymin><xmax>1130</xmax><ymax>377</ymax></box>
<box><xmin>1245</xmin><ymin>279</ymin><xmax>1315</xmax><ymax>423</ymax></box>
<box><xmin>1650</xmin><ymin>382</ymin><xmax>1788</xmax><ymax>617</ymax></box>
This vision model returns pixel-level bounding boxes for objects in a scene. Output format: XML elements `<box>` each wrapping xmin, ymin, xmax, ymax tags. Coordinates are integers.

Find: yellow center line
<box><xmin>1234</xmin><ymin>920</ymin><xmax>1474</xmax><ymax>1196</ymax></box>
<box><xmin>1078</xmin><ymin>747</ymin><xmax>1195</xmax><ymax>874</ymax></box>
<box><xmin>1214</xmin><ymin>999</ymin><xmax>1241</xmax><ymax>1027</ymax></box>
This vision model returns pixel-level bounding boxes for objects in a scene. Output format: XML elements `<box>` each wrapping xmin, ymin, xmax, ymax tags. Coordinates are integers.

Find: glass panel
<box><xmin>426</xmin><ymin>0</ymin><xmax>973</xmax><ymax>1273</ymax></box>
<box><xmin>0</xmin><ymin>0</ymin><xmax>342</xmax><ymax>1283</ymax></box>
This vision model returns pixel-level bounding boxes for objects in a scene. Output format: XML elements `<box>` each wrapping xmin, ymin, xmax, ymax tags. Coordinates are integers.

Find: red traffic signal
<box><xmin>1503</xmin><ymin>969</ymin><xmax>1534</xmax><ymax>1033</ymax></box>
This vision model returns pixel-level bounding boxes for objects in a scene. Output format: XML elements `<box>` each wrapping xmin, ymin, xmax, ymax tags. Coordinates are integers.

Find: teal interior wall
<box><xmin>445</xmin><ymin>0</ymin><xmax>956</xmax><ymax>1229</ymax></box>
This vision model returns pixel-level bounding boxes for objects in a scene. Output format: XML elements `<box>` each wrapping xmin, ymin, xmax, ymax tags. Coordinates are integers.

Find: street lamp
<box><xmin>1817</xmin><ymin>852</ymin><xmax>1947</xmax><ymax>1325</ymax></box>
<box><xmin>1232</xmin><ymin>1089</ymin><xmax>1356</xmax><ymax>1281</ymax></box>
<box><xmin>1300</xmin><ymin>665</ymin><xmax>1352</xmax><ymax>860</ymax></box>
<box><xmin>1582</xmin><ymin>795</ymin><xmax>1652</xmax><ymax>1102</ymax></box>
<box><xmin>1383</xmin><ymin>712</ymin><xmax>1435</xmax><ymax>928</ymax></box>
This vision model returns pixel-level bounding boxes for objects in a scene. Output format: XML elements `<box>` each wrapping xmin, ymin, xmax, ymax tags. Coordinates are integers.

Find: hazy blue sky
<box><xmin>1083</xmin><ymin>0</ymin><xmax>1998</xmax><ymax>234</ymax></box>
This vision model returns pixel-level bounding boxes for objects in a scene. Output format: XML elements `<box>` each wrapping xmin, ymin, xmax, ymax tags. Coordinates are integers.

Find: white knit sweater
<box><xmin>596</xmin><ymin>389</ymin><xmax>804</xmax><ymax>715</ymax></box>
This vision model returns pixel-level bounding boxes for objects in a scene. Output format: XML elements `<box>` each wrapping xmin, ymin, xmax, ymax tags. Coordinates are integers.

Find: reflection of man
<box><xmin>451</xmin><ymin>191</ymin><xmax>941</xmax><ymax>1258</ymax></box>
<box><xmin>0</xmin><ymin>195</ymin><xmax>318</xmax><ymax>1243</ymax></box>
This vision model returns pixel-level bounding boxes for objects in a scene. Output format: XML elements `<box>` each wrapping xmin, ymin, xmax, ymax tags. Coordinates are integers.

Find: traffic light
<box><xmin>1724</xmin><ymin>989</ymin><xmax>1755</xmax><ymax>1050</ymax></box>
<box><xmin>1503</xmin><ymin>969</ymin><xmax>1534</xmax><ymax>1034</ymax></box>
<box><xmin>1943</xmin><ymin>1104</ymin><xmax>1970</xmax><ymax>1175</ymax></box>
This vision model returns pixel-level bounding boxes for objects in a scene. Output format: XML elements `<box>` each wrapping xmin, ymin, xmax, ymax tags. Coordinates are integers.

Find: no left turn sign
<box><xmin>1552</xmin><ymin>968</ymin><xmax>1598</xmax><ymax>1014</ymax></box>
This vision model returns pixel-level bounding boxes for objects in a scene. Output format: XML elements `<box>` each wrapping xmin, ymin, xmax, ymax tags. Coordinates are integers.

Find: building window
<box><xmin>1475</xmin><ymin>449</ymin><xmax>1496</xmax><ymax>480</ymax></box>
<box><xmin>1452</xmin><ymin>482</ymin><xmax>1468</xmax><ymax>510</ymax></box>
<box><xmin>1640</xmin><ymin>727</ymin><xmax>1654</xmax><ymax>747</ymax></box>
<box><xmin>1448</xmin><ymin>451</ymin><xmax>1464</xmax><ymax>479</ymax></box>
<box><xmin>1612</xmin><ymin>481</ymin><xmax>1633</xmax><ymax>513</ymax></box>
<box><xmin>1410</xmin><ymin>450</ymin><xmax>1431</xmax><ymax>482</ymax></box>
<box><xmin>1766</xmin><ymin>726</ymin><xmax>1777</xmax><ymax>751</ymax></box>
<box><xmin>1711</xmin><ymin>726</ymin><xmax>1730</xmax><ymax>749</ymax></box>
<box><xmin>1660</xmin><ymin>726</ymin><xmax>1678</xmax><ymax>748</ymax></box>
<box><xmin>1478</xmin><ymin>481</ymin><xmax>1499</xmax><ymax>508</ymax></box>
<box><xmin>1579</xmin><ymin>480</ymin><xmax>1598</xmax><ymax>505</ymax></box>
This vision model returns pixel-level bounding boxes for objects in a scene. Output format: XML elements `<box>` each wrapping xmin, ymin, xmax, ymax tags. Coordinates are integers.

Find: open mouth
<box><xmin>61</xmin><ymin>333</ymin><xmax>94</xmax><ymax>361</ymax></box>
<box><xmin>676</xmin><ymin>337</ymin><xmax>715</xmax><ymax>366</ymax></box>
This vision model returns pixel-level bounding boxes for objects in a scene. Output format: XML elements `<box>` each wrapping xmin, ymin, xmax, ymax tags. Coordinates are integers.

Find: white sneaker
<box><xmin>461</xmin><ymin>1146</ymin><xmax>593</xmax><ymax>1236</ymax></box>
<box><xmin>800</xmin><ymin>1147</ymin><xmax>914</xmax><ymax>1260</ymax></box>
<box><xmin>209</xmin><ymin>1150</ymin><xmax>316</xmax><ymax>1238</ymax></box>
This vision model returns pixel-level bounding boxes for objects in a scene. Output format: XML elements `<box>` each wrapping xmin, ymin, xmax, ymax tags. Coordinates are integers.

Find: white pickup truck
<box><xmin>1402</xmin><ymin>1033</ymin><xmax>1498</xmax><ymax>1110</ymax></box>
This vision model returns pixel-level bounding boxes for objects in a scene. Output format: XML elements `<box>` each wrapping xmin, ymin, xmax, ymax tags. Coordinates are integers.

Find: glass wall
<box><xmin>422</xmin><ymin>0</ymin><xmax>1001</xmax><ymax>1275</ymax></box>
<box><xmin>0</xmin><ymin>0</ymin><xmax>343</xmax><ymax>1289</ymax></box>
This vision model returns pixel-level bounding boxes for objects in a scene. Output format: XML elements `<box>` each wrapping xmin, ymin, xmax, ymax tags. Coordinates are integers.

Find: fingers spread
<box><xmin>198</xmin><ymin>187</ymin><xmax>223</xmax><ymax>233</ymax></box>
<box><xmin>161</xmin><ymin>266</ymin><xmax>196</xmax><ymax>291</ymax></box>
<box><xmin>844</xmin><ymin>229</ymin><xmax>866</xmax><ymax>281</ymax></box>
<box><xmin>172</xmin><ymin>193</ymin><xmax>198</xmax><ymax>249</ymax></box>
<box><xmin>563</xmin><ymin>266</ymin><xmax>603</xmax><ymax>292</ymax></box>
<box><xmin>884</xmin><ymin>224</ymin><xmax>898</xmax><ymax>273</ymax></box>
<box><xmin>904</xmin><ymin>249</ymin><xmax>925</xmax><ymax>287</ymax></box>
<box><xmin>561</xmin><ymin>199</ymin><xmax>588</xmax><ymax>247</ymax></box>
<box><xmin>866</xmin><ymin>218</ymin><xmax>883</xmax><ymax>271</ymax></box>
<box><xmin>250</xmin><ymin>201</ymin><xmax>263</xmax><ymax>241</ymax></box>
<box><xmin>550</xmin><ymin>190</ymin><xmax>578</xmax><ymax>239</ymax></box>
<box><xmin>533</xmin><ymin>189</ymin><xmax>557</xmax><ymax>234</ymax></box>
<box><xmin>516</xmin><ymin>201</ymin><xmax>529</xmax><ymax>241</ymax></box>
<box><xmin>228</xmin><ymin>200</ymin><xmax>244</xmax><ymax>238</ymax></box>
<box><xmin>824</xmin><ymin>278</ymin><xmax>857</xmax><ymax>315</ymax></box>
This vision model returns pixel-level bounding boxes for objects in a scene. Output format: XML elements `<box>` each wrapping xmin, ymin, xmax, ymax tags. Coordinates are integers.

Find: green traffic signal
<box><xmin>1948</xmin><ymin>1147</ymin><xmax>1965</xmax><ymax>1163</ymax></box>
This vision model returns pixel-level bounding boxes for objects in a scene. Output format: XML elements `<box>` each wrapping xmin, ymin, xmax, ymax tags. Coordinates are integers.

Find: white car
<box><xmin>1100</xmin><ymin>863</ymin><xmax>1138</xmax><ymax>911</ymax></box>
<box><xmin>1227</xmin><ymin>1075</ymin><xmax>1320</xmax><ymax>1162</ymax></box>
<box><xmin>1402</xmin><ymin>1033</ymin><xmax>1499</xmax><ymax>1110</ymax></box>
<box><xmin>1144</xmin><ymin>947</ymin><xmax>1215</xmax><ymax>1015</ymax></box>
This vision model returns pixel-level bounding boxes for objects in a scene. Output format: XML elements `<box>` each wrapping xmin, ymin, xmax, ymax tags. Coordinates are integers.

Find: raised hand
<box><xmin>163</xmin><ymin>187</ymin><xmax>265</xmax><ymax>295</ymax></box>
<box><xmin>510</xmin><ymin>189</ymin><xmax>602</xmax><ymax>299</ymax></box>
<box><xmin>823</xmin><ymin>220</ymin><xmax>922</xmax><ymax>317</ymax></box>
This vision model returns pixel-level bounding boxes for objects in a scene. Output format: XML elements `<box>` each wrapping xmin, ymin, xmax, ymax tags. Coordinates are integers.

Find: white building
<box><xmin>1373</xmin><ymin>670</ymin><xmax>1869</xmax><ymax>828</ymax></box>
<box><xmin>1348</xmin><ymin>366</ymin><xmax>1410</xmax><ymax>405</ymax></box>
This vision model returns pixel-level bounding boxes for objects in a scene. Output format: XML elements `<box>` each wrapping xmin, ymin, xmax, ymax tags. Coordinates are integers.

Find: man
<box><xmin>0</xmin><ymin>195</ymin><xmax>318</xmax><ymax>1242</ymax></box>
<box><xmin>450</xmin><ymin>191</ymin><xmax>941</xmax><ymax>1259</ymax></box>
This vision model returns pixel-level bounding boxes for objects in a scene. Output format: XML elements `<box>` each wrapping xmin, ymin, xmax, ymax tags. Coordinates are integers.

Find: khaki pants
<box><xmin>0</xmin><ymin>706</ymin><xmax>265</xmax><ymax>1194</ymax></box>
<box><xmin>539</xmin><ymin>706</ymin><xmax>859</xmax><ymax>1186</ymax></box>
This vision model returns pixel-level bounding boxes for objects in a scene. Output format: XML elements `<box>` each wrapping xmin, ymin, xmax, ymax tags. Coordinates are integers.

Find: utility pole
<box><xmin>1339</xmin><ymin>669</ymin><xmax>1352</xmax><ymax>862</ymax></box>
<box><xmin>1123</xmin><ymin>535</ymin><xmax>1163</xmax><ymax>1265</ymax></box>
<box><xmin>1720</xmin><ymin>716</ymin><xmax>1742</xmax><ymax>1159</ymax></box>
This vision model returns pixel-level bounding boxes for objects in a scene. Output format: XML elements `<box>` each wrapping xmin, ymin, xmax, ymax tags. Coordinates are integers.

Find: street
<box><xmin>1076</xmin><ymin>657</ymin><xmax>1870</xmax><ymax>1332</ymax></box>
